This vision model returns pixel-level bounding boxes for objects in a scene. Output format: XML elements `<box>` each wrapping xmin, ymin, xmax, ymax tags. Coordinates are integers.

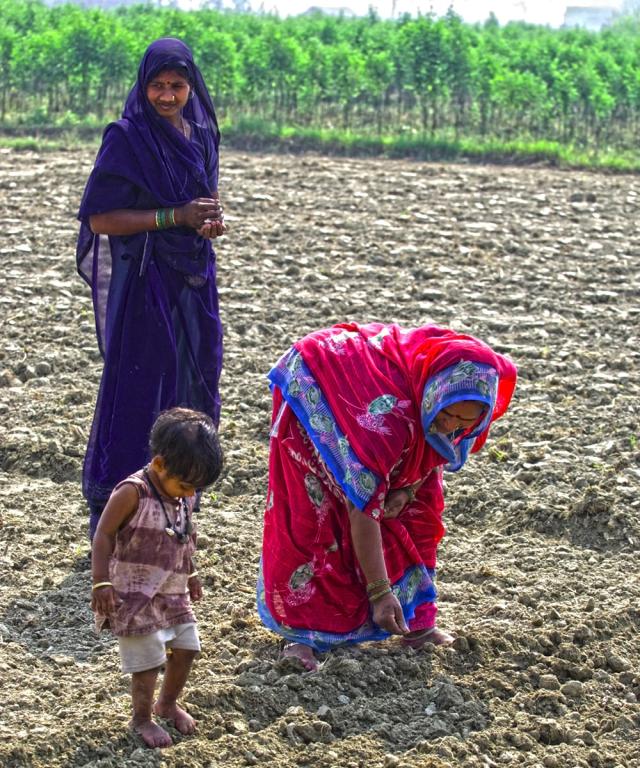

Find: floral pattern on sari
<box><xmin>367</xmin><ymin>326</ymin><xmax>393</xmax><ymax>349</ymax></box>
<box><xmin>355</xmin><ymin>394</ymin><xmax>412</xmax><ymax>436</ymax></box>
<box><xmin>317</xmin><ymin>328</ymin><xmax>360</xmax><ymax>354</ymax></box>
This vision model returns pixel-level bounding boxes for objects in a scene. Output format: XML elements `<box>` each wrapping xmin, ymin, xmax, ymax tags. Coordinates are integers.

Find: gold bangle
<box><xmin>92</xmin><ymin>581</ymin><xmax>113</xmax><ymax>591</ymax></box>
<box><xmin>168</xmin><ymin>208</ymin><xmax>176</xmax><ymax>227</ymax></box>
<box><xmin>369</xmin><ymin>587</ymin><xmax>392</xmax><ymax>603</ymax></box>
<box><xmin>366</xmin><ymin>577</ymin><xmax>390</xmax><ymax>594</ymax></box>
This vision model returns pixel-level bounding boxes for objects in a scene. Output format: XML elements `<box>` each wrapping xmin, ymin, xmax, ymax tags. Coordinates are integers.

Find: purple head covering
<box><xmin>118</xmin><ymin>36</ymin><xmax>220</xmax><ymax>201</ymax></box>
<box><xmin>79</xmin><ymin>37</ymin><xmax>219</xmax><ymax>219</ymax></box>
<box><xmin>126</xmin><ymin>36</ymin><xmax>220</xmax><ymax>142</ymax></box>
<box><xmin>76</xmin><ymin>37</ymin><xmax>221</xmax><ymax>353</ymax></box>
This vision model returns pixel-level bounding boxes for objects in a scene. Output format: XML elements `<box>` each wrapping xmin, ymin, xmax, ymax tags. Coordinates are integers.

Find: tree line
<box><xmin>2</xmin><ymin>0</ymin><xmax>640</xmax><ymax>151</ymax></box>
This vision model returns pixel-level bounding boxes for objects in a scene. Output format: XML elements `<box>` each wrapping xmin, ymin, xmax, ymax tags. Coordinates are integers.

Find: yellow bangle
<box><xmin>366</xmin><ymin>577</ymin><xmax>390</xmax><ymax>594</ymax></box>
<box><xmin>369</xmin><ymin>587</ymin><xmax>392</xmax><ymax>602</ymax></box>
<box><xmin>188</xmin><ymin>571</ymin><xmax>198</xmax><ymax>579</ymax></box>
<box><xmin>92</xmin><ymin>581</ymin><xmax>113</xmax><ymax>591</ymax></box>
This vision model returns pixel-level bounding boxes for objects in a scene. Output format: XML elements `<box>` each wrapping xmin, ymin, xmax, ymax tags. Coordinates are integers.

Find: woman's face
<box><xmin>146</xmin><ymin>68</ymin><xmax>191</xmax><ymax>122</ymax></box>
<box><xmin>432</xmin><ymin>400</ymin><xmax>485</xmax><ymax>435</ymax></box>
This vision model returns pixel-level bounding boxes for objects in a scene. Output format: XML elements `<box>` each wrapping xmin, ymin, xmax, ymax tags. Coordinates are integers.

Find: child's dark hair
<box><xmin>150</xmin><ymin>407</ymin><xmax>222</xmax><ymax>488</ymax></box>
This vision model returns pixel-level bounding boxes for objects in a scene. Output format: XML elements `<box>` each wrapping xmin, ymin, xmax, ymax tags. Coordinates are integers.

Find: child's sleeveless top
<box><xmin>96</xmin><ymin>470</ymin><xmax>197</xmax><ymax>637</ymax></box>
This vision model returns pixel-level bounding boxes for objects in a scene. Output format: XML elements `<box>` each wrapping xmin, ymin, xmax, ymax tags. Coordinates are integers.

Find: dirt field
<box><xmin>0</xmin><ymin>146</ymin><xmax>639</xmax><ymax>768</ymax></box>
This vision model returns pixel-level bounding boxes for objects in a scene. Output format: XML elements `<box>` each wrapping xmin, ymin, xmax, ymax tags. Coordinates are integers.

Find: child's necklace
<box><xmin>143</xmin><ymin>468</ymin><xmax>192</xmax><ymax>544</ymax></box>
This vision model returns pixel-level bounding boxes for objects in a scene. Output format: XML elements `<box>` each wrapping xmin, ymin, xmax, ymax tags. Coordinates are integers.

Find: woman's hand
<box><xmin>188</xmin><ymin>575</ymin><xmax>203</xmax><ymax>602</ymax></box>
<box><xmin>372</xmin><ymin>592</ymin><xmax>409</xmax><ymax>635</ymax></box>
<box><xmin>91</xmin><ymin>584</ymin><xmax>116</xmax><ymax>615</ymax></box>
<box><xmin>383</xmin><ymin>488</ymin><xmax>413</xmax><ymax>519</ymax></box>
<box><xmin>195</xmin><ymin>195</ymin><xmax>226</xmax><ymax>239</ymax></box>
<box><xmin>196</xmin><ymin>219</ymin><xmax>226</xmax><ymax>239</ymax></box>
<box><xmin>89</xmin><ymin>197</ymin><xmax>226</xmax><ymax>236</ymax></box>
<box><xmin>176</xmin><ymin>197</ymin><xmax>224</xmax><ymax>230</ymax></box>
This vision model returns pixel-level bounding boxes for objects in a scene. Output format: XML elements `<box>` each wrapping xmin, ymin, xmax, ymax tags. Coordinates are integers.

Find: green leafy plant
<box><xmin>2</xmin><ymin>1</ymin><xmax>640</xmax><ymax>168</ymax></box>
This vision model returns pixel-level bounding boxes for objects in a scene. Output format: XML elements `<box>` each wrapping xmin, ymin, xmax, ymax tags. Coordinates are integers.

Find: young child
<box><xmin>91</xmin><ymin>407</ymin><xmax>223</xmax><ymax>748</ymax></box>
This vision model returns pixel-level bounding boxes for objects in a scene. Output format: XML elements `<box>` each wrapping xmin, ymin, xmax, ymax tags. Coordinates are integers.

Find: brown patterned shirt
<box><xmin>95</xmin><ymin>470</ymin><xmax>197</xmax><ymax>637</ymax></box>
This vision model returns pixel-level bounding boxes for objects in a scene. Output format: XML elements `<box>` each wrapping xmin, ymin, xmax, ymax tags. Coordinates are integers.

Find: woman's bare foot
<box><xmin>403</xmin><ymin>626</ymin><xmax>455</xmax><ymax>649</ymax></box>
<box><xmin>130</xmin><ymin>718</ymin><xmax>173</xmax><ymax>748</ymax></box>
<box><xmin>281</xmin><ymin>642</ymin><xmax>319</xmax><ymax>672</ymax></box>
<box><xmin>153</xmin><ymin>701</ymin><xmax>197</xmax><ymax>735</ymax></box>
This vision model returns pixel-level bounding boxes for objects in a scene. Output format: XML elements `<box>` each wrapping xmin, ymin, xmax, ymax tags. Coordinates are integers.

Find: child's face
<box><xmin>159</xmin><ymin>474</ymin><xmax>197</xmax><ymax>499</ymax></box>
<box><xmin>150</xmin><ymin>456</ymin><xmax>197</xmax><ymax>498</ymax></box>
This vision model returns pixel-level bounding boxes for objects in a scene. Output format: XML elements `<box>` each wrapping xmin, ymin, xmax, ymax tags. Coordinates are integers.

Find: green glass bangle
<box><xmin>155</xmin><ymin>207</ymin><xmax>176</xmax><ymax>230</ymax></box>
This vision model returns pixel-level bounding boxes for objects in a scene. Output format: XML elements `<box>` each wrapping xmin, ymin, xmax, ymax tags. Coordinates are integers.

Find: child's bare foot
<box><xmin>403</xmin><ymin>626</ymin><xmax>455</xmax><ymax>649</ymax></box>
<box><xmin>281</xmin><ymin>642</ymin><xmax>319</xmax><ymax>672</ymax></box>
<box><xmin>130</xmin><ymin>718</ymin><xmax>173</xmax><ymax>748</ymax></box>
<box><xmin>153</xmin><ymin>701</ymin><xmax>197</xmax><ymax>735</ymax></box>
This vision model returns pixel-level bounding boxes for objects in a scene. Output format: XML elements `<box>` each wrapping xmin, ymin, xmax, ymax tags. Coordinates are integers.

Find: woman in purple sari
<box><xmin>77</xmin><ymin>38</ymin><xmax>225</xmax><ymax>538</ymax></box>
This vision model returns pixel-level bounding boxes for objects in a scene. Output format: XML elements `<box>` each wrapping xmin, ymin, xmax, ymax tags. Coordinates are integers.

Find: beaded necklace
<box><xmin>143</xmin><ymin>468</ymin><xmax>192</xmax><ymax>544</ymax></box>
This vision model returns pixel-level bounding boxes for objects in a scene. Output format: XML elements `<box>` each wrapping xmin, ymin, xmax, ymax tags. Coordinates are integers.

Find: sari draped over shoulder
<box><xmin>258</xmin><ymin>322</ymin><xmax>516</xmax><ymax>651</ymax></box>
<box><xmin>76</xmin><ymin>38</ymin><xmax>223</xmax><ymax>508</ymax></box>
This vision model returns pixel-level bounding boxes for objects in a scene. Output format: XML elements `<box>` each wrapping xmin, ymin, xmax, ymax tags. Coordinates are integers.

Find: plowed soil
<box><xmin>0</xmin><ymin>146</ymin><xmax>639</xmax><ymax>768</ymax></box>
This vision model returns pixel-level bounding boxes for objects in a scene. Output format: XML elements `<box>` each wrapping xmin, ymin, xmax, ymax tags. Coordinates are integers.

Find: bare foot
<box><xmin>153</xmin><ymin>701</ymin><xmax>197</xmax><ymax>735</ymax></box>
<box><xmin>281</xmin><ymin>642</ymin><xmax>319</xmax><ymax>672</ymax></box>
<box><xmin>130</xmin><ymin>718</ymin><xmax>173</xmax><ymax>748</ymax></box>
<box><xmin>403</xmin><ymin>626</ymin><xmax>455</xmax><ymax>649</ymax></box>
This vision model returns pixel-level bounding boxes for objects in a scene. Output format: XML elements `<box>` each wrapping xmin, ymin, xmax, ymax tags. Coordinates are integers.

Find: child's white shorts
<box><xmin>118</xmin><ymin>622</ymin><xmax>201</xmax><ymax>674</ymax></box>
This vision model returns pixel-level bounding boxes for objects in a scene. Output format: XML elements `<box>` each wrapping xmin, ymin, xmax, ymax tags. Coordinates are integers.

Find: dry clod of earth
<box><xmin>0</xmin><ymin>147</ymin><xmax>639</xmax><ymax>768</ymax></box>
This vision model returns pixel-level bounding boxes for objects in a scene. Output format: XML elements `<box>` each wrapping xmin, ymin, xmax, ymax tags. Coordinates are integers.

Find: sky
<box><xmin>260</xmin><ymin>0</ymin><xmax>561</xmax><ymax>23</ymax></box>
<box><xmin>236</xmin><ymin>0</ymin><xmax>621</xmax><ymax>23</ymax></box>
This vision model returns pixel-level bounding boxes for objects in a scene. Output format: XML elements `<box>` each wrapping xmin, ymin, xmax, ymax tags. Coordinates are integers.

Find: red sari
<box><xmin>258</xmin><ymin>323</ymin><xmax>516</xmax><ymax>651</ymax></box>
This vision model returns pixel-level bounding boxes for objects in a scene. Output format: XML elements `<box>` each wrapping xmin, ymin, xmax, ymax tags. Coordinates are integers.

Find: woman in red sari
<box><xmin>257</xmin><ymin>322</ymin><xmax>517</xmax><ymax>671</ymax></box>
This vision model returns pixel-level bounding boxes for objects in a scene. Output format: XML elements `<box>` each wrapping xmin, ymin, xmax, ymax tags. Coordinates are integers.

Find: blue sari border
<box><xmin>256</xmin><ymin>561</ymin><xmax>438</xmax><ymax>653</ymax></box>
<box><xmin>268</xmin><ymin>348</ymin><xmax>381</xmax><ymax>510</ymax></box>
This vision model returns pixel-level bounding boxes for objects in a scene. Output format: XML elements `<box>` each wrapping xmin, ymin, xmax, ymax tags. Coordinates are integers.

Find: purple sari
<box><xmin>76</xmin><ymin>38</ymin><xmax>223</xmax><ymax>519</ymax></box>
